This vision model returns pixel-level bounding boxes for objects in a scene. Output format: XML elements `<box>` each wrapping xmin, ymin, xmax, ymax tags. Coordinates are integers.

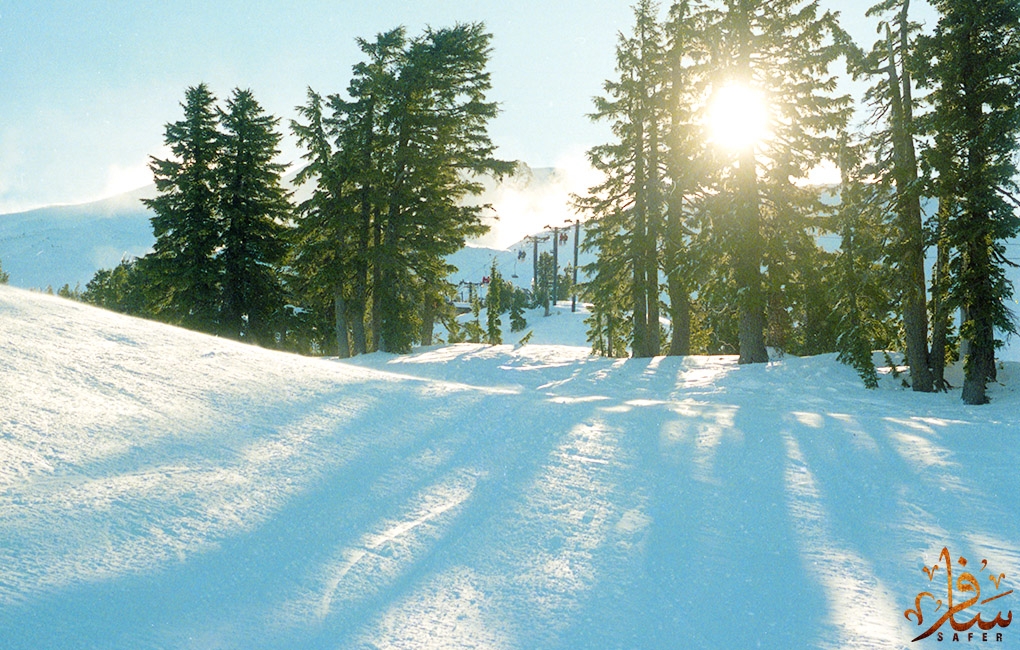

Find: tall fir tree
<box><xmin>916</xmin><ymin>0</ymin><xmax>1020</xmax><ymax>404</ymax></box>
<box><xmin>703</xmin><ymin>0</ymin><xmax>851</xmax><ymax>364</ymax></box>
<box><xmin>217</xmin><ymin>88</ymin><xmax>291</xmax><ymax>344</ymax></box>
<box><xmin>832</xmin><ymin>135</ymin><xmax>897</xmax><ymax>387</ymax></box>
<box><xmin>661</xmin><ymin>0</ymin><xmax>709</xmax><ymax>357</ymax></box>
<box><xmin>143</xmin><ymin>83</ymin><xmax>223</xmax><ymax>331</ymax></box>
<box><xmin>290</xmin><ymin>88</ymin><xmax>359</xmax><ymax>357</ymax></box>
<box><xmin>294</xmin><ymin>24</ymin><xmax>511</xmax><ymax>355</ymax></box>
<box><xmin>578</xmin><ymin>0</ymin><xmax>668</xmax><ymax>358</ymax></box>
<box><xmin>851</xmin><ymin>0</ymin><xmax>935</xmax><ymax>391</ymax></box>
<box><xmin>375</xmin><ymin>24</ymin><xmax>513</xmax><ymax>353</ymax></box>
<box><xmin>486</xmin><ymin>261</ymin><xmax>503</xmax><ymax>345</ymax></box>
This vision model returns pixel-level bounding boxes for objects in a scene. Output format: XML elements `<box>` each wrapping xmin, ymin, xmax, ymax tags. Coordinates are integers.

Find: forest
<box><xmin>76</xmin><ymin>0</ymin><xmax>1020</xmax><ymax>405</ymax></box>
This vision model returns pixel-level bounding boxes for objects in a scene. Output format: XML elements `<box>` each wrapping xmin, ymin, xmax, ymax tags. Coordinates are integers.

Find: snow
<box><xmin>1</xmin><ymin>285</ymin><xmax>1018</xmax><ymax>648</ymax></box>
<box><xmin>0</xmin><ymin>187</ymin><xmax>156</xmax><ymax>290</ymax></box>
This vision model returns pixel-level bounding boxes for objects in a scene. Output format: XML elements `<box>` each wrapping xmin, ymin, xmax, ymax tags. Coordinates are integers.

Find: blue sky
<box><xmin>0</xmin><ymin>1</ymin><xmax>936</xmax><ymax>213</ymax></box>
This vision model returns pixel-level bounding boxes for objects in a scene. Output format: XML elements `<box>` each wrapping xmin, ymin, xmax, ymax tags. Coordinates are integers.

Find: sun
<box><xmin>706</xmin><ymin>83</ymin><xmax>770</xmax><ymax>152</ymax></box>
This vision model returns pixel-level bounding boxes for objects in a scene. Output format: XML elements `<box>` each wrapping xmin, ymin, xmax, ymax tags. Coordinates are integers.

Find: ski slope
<box><xmin>1</xmin><ymin>285</ymin><xmax>1018</xmax><ymax>649</ymax></box>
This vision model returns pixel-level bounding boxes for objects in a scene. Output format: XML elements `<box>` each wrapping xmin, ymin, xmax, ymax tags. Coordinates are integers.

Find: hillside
<box><xmin>1</xmin><ymin>284</ymin><xmax>1017</xmax><ymax>649</ymax></box>
<box><xmin>0</xmin><ymin>164</ymin><xmax>582</xmax><ymax>293</ymax></box>
<box><xmin>0</xmin><ymin>187</ymin><xmax>156</xmax><ymax>290</ymax></box>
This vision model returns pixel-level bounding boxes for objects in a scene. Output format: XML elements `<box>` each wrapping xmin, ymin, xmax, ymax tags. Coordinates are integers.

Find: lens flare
<box><xmin>707</xmin><ymin>83</ymin><xmax>770</xmax><ymax>151</ymax></box>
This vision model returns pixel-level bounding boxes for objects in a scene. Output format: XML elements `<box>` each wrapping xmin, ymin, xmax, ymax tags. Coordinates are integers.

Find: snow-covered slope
<box><xmin>1</xmin><ymin>284</ymin><xmax>1018</xmax><ymax>649</ymax></box>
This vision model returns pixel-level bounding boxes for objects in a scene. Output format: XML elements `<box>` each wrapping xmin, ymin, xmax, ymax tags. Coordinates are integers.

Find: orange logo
<box><xmin>905</xmin><ymin>547</ymin><xmax>1013</xmax><ymax>642</ymax></box>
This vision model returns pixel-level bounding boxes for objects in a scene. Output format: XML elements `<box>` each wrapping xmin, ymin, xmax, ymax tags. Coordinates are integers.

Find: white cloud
<box><xmin>475</xmin><ymin>149</ymin><xmax>604</xmax><ymax>250</ymax></box>
<box><xmin>101</xmin><ymin>162</ymin><xmax>154</xmax><ymax>199</ymax></box>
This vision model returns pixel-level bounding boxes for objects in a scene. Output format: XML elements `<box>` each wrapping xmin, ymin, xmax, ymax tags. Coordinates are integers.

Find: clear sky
<box><xmin>0</xmin><ymin>0</ymin><xmax>937</xmax><ymax>214</ymax></box>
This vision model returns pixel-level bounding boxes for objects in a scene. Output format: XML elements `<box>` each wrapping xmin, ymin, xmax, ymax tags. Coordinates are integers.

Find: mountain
<box><xmin>0</xmin><ymin>186</ymin><xmax>156</xmax><ymax>290</ymax></box>
<box><xmin>0</xmin><ymin>164</ymin><xmax>581</xmax><ymax>292</ymax></box>
<box><xmin>1</xmin><ymin>284</ymin><xmax>1017</xmax><ymax>648</ymax></box>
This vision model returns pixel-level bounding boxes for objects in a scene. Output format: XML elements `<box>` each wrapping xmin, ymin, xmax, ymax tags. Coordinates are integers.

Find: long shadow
<box><xmin>327</xmin><ymin>380</ymin><xmax>627</xmax><ymax>648</ymax></box>
<box><xmin>551</xmin><ymin>357</ymin><xmax>826</xmax><ymax>648</ymax></box>
<box><xmin>0</xmin><ymin>373</ymin><xmax>544</xmax><ymax>649</ymax></box>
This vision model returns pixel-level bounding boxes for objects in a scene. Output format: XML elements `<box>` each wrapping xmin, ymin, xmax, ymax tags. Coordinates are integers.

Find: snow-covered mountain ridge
<box><xmin>0</xmin><ymin>165</ymin><xmax>580</xmax><ymax>292</ymax></box>
<box><xmin>1</xmin><ymin>284</ymin><xmax>1017</xmax><ymax>648</ymax></box>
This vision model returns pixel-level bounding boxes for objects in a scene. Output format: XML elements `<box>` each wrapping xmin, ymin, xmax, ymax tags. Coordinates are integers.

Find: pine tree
<box><xmin>143</xmin><ymin>83</ymin><xmax>223</xmax><ymax>331</ymax></box>
<box><xmin>917</xmin><ymin>0</ymin><xmax>1020</xmax><ymax>404</ymax></box>
<box><xmin>703</xmin><ymin>0</ymin><xmax>851</xmax><ymax>363</ymax></box>
<box><xmin>217</xmin><ymin>88</ymin><xmax>291</xmax><ymax>344</ymax></box>
<box><xmin>848</xmin><ymin>0</ymin><xmax>935</xmax><ymax>391</ymax></box>
<box><xmin>486</xmin><ymin>261</ymin><xmax>503</xmax><ymax>345</ymax></box>
<box><xmin>0</xmin><ymin>256</ymin><xmax>9</xmax><ymax>284</ymax></box>
<box><xmin>832</xmin><ymin>136</ymin><xmax>897</xmax><ymax>387</ymax></box>
<box><xmin>509</xmin><ymin>287</ymin><xmax>528</xmax><ymax>332</ymax></box>
<box><xmin>466</xmin><ymin>285</ymin><xmax>484</xmax><ymax>343</ymax></box>
<box><xmin>661</xmin><ymin>0</ymin><xmax>709</xmax><ymax>357</ymax></box>
<box><xmin>341</xmin><ymin>28</ymin><xmax>408</xmax><ymax>354</ymax></box>
<box><xmin>581</xmin><ymin>225</ymin><xmax>631</xmax><ymax>357</ymax></box>
<box><xmin>535</xmin><ymin>251</ymin><xmax>556</xmax><ymax>316</ymax></box>
<box><xmin>83</xmin><ymin>258</ymin><xmax>151</xmax><ymax>315</ymax></box>
<box><xmin>295</xmin><ymin>24</ymin><xmax>512</xmax><ymax>355</ymax></box>
<box><xmin>578</xmin><ymin>0</ymin><xmax>668</xmax><ymax>358</ymax></box>
<box><xmin>375</xmin><ymin>24</ymin><xmax>513</xmax><ymax>353</ymax></box>
<box><xmin>290</xmin><ymin>88</ymin><xmax>361</xmax><ymax>357</ymax></box>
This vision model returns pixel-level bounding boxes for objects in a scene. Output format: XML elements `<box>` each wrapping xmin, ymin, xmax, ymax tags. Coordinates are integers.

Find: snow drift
<box><xmin>1</xmin><ymin>285</ymin><xmax>1018</xmax><ymax>649</ymax></box>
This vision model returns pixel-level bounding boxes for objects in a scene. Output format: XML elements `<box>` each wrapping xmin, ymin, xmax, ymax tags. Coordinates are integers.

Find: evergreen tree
<box><xmin>143</xmin><ymin>83</ymin><xmax>223</xmax><ymax>331</ymax></box>
<box><xmin>83</xmin><ymin>258</ymin><xmax>152</xmax><ymax>316</ymax></box>
<box><xmin>466</xmin><ymin>285</ymin><xmax>484</xmax><ymax>343</ymax></box>
<box><xmin>832</xmin><ymin>136</ymin><xmax>897</xmax><ymax>387</ymax></box>
<box><xmin>916</xmin><ymin>0</ymin><xmax>1020</xmax><ymax>404</ymax></box>
<box><xmin>342</xmin><ymin>28</ymin><xmax>409</xmax><ymax>354</ymax></box>
<box><xmin>661</xmin><ymin>0</ymin><xmax>709</xmax><ymax>357</ymax></box>
<box><xmin>0</xmin><ymin>256</ymin><xmax>9</xmax><ymax>284</ymax></box>
<box><xmin>851</xmin><ymin>0</ymin><xmax>935</xmax><ymax>391</ymax></box>
<box><xmin>578</xmin><ymin>0</ymin><xmax>668</xmax><ymax>358</ymax></box>
<box><xmin>293</xmin><ymin>24</ymin><xmax>512</xmax><ymax>355</ymax></box>
<box><xmin>217</xmin><ymin>88</ymin><xmax>291</xmax><ymax>344</ymax></box>
<box><xmin>581</xmin><ymin>228</ymin><xmax>631</xmax><ymax>357</ymax></box>
<box><xmin>486</xmin><ymin>261</ymin><xmax>503</xmax><ymax>345</ymax></box>
<box><xmin>535</xmin><ymin>251</ymin><xmax>556</xmax><ymax>316</ymax></box>
<box><xmin>703</xmin><ymin>0</ymin><xmax>850</xmax><ymax>363</ymax></box>
<box><xmin>509</xmin><ymin>287</ymin><xmax>528</xmax><ymax>332</ymax></box>
<box><xmin>290</xmin><ymin>88</ymin><xmax>360</xmax><ymax>357</ymax></box>
<box><xmin>374</xmin><ymin>23</ymin><xmax>513</xmax><ymax>353</ymax></box>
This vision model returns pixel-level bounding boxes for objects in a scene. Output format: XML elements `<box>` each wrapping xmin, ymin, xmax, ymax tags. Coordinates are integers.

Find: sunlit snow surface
<box><xmin>1</xmin><ymin>285</ymin><xmax>1018</xmax><ymax>649</ymax></box>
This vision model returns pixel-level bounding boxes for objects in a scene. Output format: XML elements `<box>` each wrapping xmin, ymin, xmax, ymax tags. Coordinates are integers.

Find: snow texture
<box><xmin>1</xmin><ymin>285</ymin><xmax>1018</xmax><ymax>649</ymax></box>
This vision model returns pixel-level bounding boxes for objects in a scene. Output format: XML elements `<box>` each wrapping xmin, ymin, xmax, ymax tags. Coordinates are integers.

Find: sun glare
<box><xmin>707</xmin><ymin>83</ymin><xmax>769</xmax><ymax>152</ymax></box>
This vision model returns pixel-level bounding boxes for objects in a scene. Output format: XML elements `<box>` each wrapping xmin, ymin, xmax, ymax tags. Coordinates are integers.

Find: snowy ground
<box><xmin>1</xmin><ymin>285</ymin><xmax>1018</xmax><ymax>649</ymax></box>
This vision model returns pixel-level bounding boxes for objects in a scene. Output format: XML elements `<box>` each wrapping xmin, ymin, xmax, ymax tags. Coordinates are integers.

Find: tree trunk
<box><xmin>668</xmin><ymin>287</ymin><xmax>691</xmax><ymax>356</ymax></box>
<box><xmin>886</xmin><ymin>21</ymin><xmax>935</xmax><ymax>392</ymax></box>
<box><xmin>631</xmin><ymin>112</ymin><xmax>650</xmax><ymax>358</ymax></box>
<box><xmin>334</xmin><ymin>285</ymin><xmax>351</xmax><ymax>359</ymax></box>
<box><xmin>735</xmin><ymin>148</ymin><xmax>769</xmax><ymax>364</ymax></box>
<box><xmin>665</xmin><ymin>182</ymin><xmax>690</xmax><ymax>356</ymax></box>
<box><xmin>962</xmin><ymin>309</ymin><xmax>995</xmax><ymax>405</ymax></box>
<box><xmin>371</xmin><ymin>215</ymin><xmax>384</xmax><ymax>352</ymax></box>
<box><xmin>732</xmin><ymin>1</ymin><xmax>768</xmax><ymax>365</ymax></box>
<box><xmin>645</xmin><ymin>106</ymin><xmax>661</xmax><ymax>357</ymax></box>
<box><xmin>929</xmin><ymin>196</ymin><xmax>952</xmax><ymax>390</ymax></box>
